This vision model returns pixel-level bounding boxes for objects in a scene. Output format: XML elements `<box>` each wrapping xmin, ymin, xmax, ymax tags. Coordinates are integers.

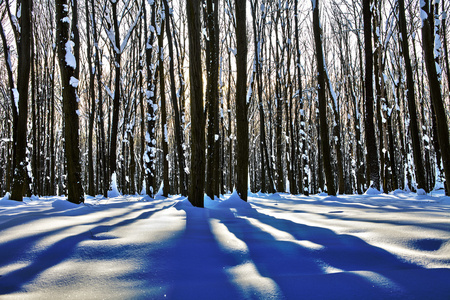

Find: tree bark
<box><xmin>312</xmin><ymin>0</ymin><xmax>336</xmax><ymax>196</ymax></box>
<box><xmin>55</xmin><ymin>0</ymin><xmax>84</xmax><ymax>203</ymax></box>
<box><xmin>109</xmin><ymin>0</ymin><xmax>122</xmax><ymax>193</ymax></box>
<box><xmin>205</xmin><ymin>0</ymin><xmax>220</xmax><ymax>199</ymax></box>
<box><xmin>86</xmin><ymin>0</ymin><xmax>96</xmax><ymax>196</ymax></box>
<box><xmin>398</xmin><ymin>0</ymin><xmax>427</xmax><ymax>192</ymax></box>
<box><xmin>187</xmin><ymin>0</ymin><xmax>205</xmax><ymax>207</ymax></box>
<box><xmin>235</xmin><ymin>0</ymin><xmax>249</xmax><ymax>201</ymax></box>
<box><xmin>10</xmin><ymin>0</ymin><xmax>32</xmax><ymax>201</ymax></box>
<box><xmin>163</xmin><ymin>0</ymin><xmax>187</xmax><ymax>196</ymax></box>
<box><xmin>143</xmin><ymin>0</ymin><xmax>157</xmax><ymax>197</ymax></box>
<box><xmin>363</xmin><ymin>0</ymin><xmax>380</xmax><ymax>190</ymax></box>
<box><xmin>421</xmin><ymin>0</ymin><xmax>450</xmax><ymax>193</ymax></box>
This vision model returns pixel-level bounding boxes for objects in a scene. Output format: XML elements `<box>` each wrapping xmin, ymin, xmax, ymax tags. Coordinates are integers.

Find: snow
<box><xmin>12</xmin><ymin>88</ymin><xmax>19</xmax><ymax>114</ymax></box>
<box><xmin>65</xmin><ymin>41</ymin><xmax>76</xmax><ymax>69</ymax></box>
<box><xmin>420</xmin><ymin>9</ymin><xmax>428</xmax><ymax>23</ymax></box>
<box><xmin>0</xmin><ymin>191</ymin><xmax>449</xmax><ymax>298</ymax></box>
<box><xmin>107</xmin><ymin>172</ymin><xmax>120</xmax><ymax>198</ymax></box>
<box><xmin>69</xmin><ymin>76</ymin><xmax>79</xmax><ymax>88</ymax></box>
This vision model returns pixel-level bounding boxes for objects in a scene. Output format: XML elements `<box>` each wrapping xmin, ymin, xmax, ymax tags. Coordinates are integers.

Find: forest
<box><xmin>1</xmin><ymin>0</ymin><xmax>450</xmax><ymax>205</ymax></box>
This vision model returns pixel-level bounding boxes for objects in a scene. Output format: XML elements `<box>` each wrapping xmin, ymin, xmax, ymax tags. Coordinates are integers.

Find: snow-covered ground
<box><xmin>1</xmin><ymin>190</ymin><xmax>449</xmax><ymax>299</ymax></box>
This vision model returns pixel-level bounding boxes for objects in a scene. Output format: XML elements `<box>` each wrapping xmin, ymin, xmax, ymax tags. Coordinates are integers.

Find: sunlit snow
<box><xmin>0</xmin><ymin>190</ymin><xmax>449</xmax><ymax>298</ymax></box>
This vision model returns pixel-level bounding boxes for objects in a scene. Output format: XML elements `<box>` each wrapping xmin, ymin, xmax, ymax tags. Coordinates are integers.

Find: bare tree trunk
<box><xmin>363</xmin><ymin>0</ymin><xmax>380</xmax><ymax>190</ymax></box>
<box><xmin>421</xmin><ymin>0</ymin><xmax>450</xmax><ymax>194</ymax></box>
<box><xmin>11</xmin><ymin>0</ymin><xmax>32</xmax><ymax>201</ymax></box>
<box><xmin>275</xmin><ymin>5</ymin><xmax>284</xmax><ymax>193</ymax></box>
<box><xmin>109</xmin><ymin>0</ymin><xmax>122</xmax><ymax>193</ymax></box>
<box><xmin>443</xmin><ymin>0</ymin><xmax>450</xmax><ymax>96</ymax></box>
<box><xmin>398</xmin><ymin>0</ymin><xmax>427</xmax><ymax>192</ymax></box>
<box><xmin>312</xmin><ymin>0</ymin><xmax>336</xmax><ymax>196</ymax></box>
<box><xmin>163</xmin><ymin>0</ymin><xmax>187</xmax><ymax>196</ymax></box>
<box><xmin>55</xmin><ymin>0</ymin><xmax>84</xmax><ymax>203</ymax></box>
<box><xmin>205</xmin><ymin>0</ymin><xmax>220</xmax><ymax>199</ymax></box>
<box><xmin>86</xmin><ymin>0</ymin><xmax>96</xmax><ymax>196</ymax></box>
<box><xmin>187</xmin><ymin>0</ymin><xmax>205</xmax><ymax>207</ymax></box>
<box><xmin>235</xmin><ymin>0</ymin><xmax>248</xmax><ymax>201</ymax></box>
<box><xmin>143</xmin><ymin>0</ymin><xmax>157</xmax><ymax>197</ymax></box>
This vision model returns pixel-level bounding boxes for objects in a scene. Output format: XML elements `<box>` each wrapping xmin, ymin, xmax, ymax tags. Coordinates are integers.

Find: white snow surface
<box><xmin>0</xmin><ymin>190</ymin><xmax>449</xmax><ymax>299</ymax></box>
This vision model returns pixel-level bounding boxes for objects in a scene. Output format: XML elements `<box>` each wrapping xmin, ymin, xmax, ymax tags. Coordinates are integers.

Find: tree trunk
<box><xmin>421</xmin><ymin>0</ymin><xmax>450</xmax><ymax>193</ymax></box>
<box><xmin>109</xmin><ymin>0</ymin><xmax>122</xmax><ymax>193</ymax></box>
<box><xmin>312</xmin><ymin>0</ymin><xmax>336</xmax><ymax>196</ymax></box>
<box><xmin>11</xmin><ymin>0</ymin><xmax>32</xmax><ymax>201</ymax></box>
<box><xmin>158</xmin><ymin>4</ymin><xmax>169</xmax><ymax>197</ymax></box>
<box><xmin>187</xmin><ymin>0</ymin><xmax>205</xmax><ymax>207</ymax></box>
<box><xmin>86</xmin><ymin>0</ymin><xmax>96</xmax><ymax>196</ymax></box>
<box><xmin>363</xmin><ymin>0</ymin><xmax>380</xmax><ymax>190</ymax></box>
<box><xmin>143</xmin><ymin>0</ymin><xmax>157</xmax><ymax>197</ymax></box>
<box><xmin>398</xmin><ymin>0</ymin><xmax>427</xmax><ymax>192</ymax></box>
<box><xmin>163</xmin><ymin>0</ymin><xmax>187</xmax><ymax>196</ymax></box>
<box><xmin>205</xmin><ymin>0</ymin><xmax>220</xmax><ymax>199</ymax></box>
<box><xmin>55</xmin><ymin>0</ymin><xmax>84</xmax><ymax>203</ymax></box>
<box><xmin>235</xmin><ymin>0</ymin><xmax>248</xmax><ymax>201</ymax></box>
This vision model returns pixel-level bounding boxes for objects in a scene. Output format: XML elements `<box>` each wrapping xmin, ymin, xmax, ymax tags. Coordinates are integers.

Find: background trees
<box><xmin>0</xmin><ymin>0</ymin><xmax>449</xmax><ymax>200</ymax></box>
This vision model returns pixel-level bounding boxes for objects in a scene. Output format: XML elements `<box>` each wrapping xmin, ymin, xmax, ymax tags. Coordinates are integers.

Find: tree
<box><xmin>398</xmin><ymin>0</ymin><xmax>427</xmax><ymax>192</ymax></box>
<box><xmin>312</xmin><ymin>0</ymin><xmax>336</xmax><ymax>196</ymax></box>
<box><xmin>108</xmin><ymin>0</ymin><xmax>122</xmax><ymax>193</ymax></box>
<box><xmin>160</xmin><ymin>0</ymin><xmax>171</xmax><ymax>197</ymax></box>
<box><xmin>91</xmin><ymin>0</ymin><xmax>108</xmax><ymax>197</ymax></box>
<box><xmin>205</xmin><ymin>0</ymin><xmax>220</xmax><ymax>199</ymax></box>
<box><xmin>187</xmin><ymin>0</ymin><xmax>205</xmax><ymax>207</ymax></box>
<box><xmin>55</xmin><ymin>0</ymin><xmax>84</xmax><ymax>203</ymax></box>
<box><xmin>0</xmin><ymin>3</ymin><xmax>18</xmax><ymax>195</ymax></box>
<box><xmin>235</xmin><ymin>0</ymin><xmax>248</xmax><ymax>201</ymax></box>
<box><xmin>363</xmin><ymin>0</ymin><xmax>380</xmax><ymax>190</ymax></box>
<box><xmin>86</xmin><ymin>0</ymin><xmax>96</xmax><ymax>196</ymax></box>
<box><xmin>143</xmin><ymin>0</ymin><xmax>157</xmax><ymax>197</ymax></box>
<box><xmin>250</xmin><ymin>0</ymin><xmax>275</xmax><ymax>194</ymax></box>
<box><xmin>10</xmin><ymin>0</ymin><xmax>32</xmax><ymax>201</ymax></box>
<box><xmin>421</xmin><ymin>0</ymin><xmax>450</xmax><ymax>193</ymax></box>
<box><xmin>163</xmin><ymin>0</ymin><xmax>187</xmax><ymax>197</ymax></box>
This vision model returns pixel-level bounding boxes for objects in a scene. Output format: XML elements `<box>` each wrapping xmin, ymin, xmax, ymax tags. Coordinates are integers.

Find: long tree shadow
<box><xmin>162</xmin><ymin>202</ymin><xmax>243</xmax><ymax>299</ymax></box>
<box><xmin>250</xmin><ymin>197</ymin><xmax>450</xmax><ymax>233</ymax></box>
<box><xmin>0</xmin><ymin>201</ymin><xmax>174</xmax><ymax>295</ymax></box>
<box><xmin>251</xmin><ymin>192</ymin><xmax>450</xmax><ymax>214</ymax></box>
<box><xmin>212</xmin><ymin>204</ymin><xmax>450</xmax><ymax>299</ymax></box>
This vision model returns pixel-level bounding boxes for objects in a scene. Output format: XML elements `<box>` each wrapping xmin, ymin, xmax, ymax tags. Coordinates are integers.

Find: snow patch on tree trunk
<box><xmin>108</xmin><ymin>172</ymin><xmax>120</xmax><ymax>198</ymax></box>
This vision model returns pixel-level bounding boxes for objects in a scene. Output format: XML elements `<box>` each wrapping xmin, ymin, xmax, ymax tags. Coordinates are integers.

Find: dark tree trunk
<box><xmin>163</xmin><ymin>0</ymin><xmax>187</xmax><ymax>196</ymax></box>
<box><xmin>86</xmin><ymin>0</ymin><xmax>96</xmax><ymax>196</ymax></box>
<box><xmin>158</xmin><ymin>3</ymin><xmax>169</xmax><ymax>197</ymax></box>
<box><xmin>109</xmin><ymin>0</ymin><xmax>122</xmax><ymax>192</ymax></box>
<box><xmin>421</xmin><ymin>0</ymin><xmax>450</xmax><ymax>193</ymax></box>
<box><xmin>312</xmin><ymin>0</ymin><xmax>336</xmax><ymax>196</ymax></box>
<box><xmin>295</xmin><ymin>0</ymin><xmax>308</xmax><ymax>195</ymax></box>
<box><xmin>363</xmin><ymin>0</ymin><xmax>380</xmax><ymax>190</ymax></box>
<box><xmin>205</xmin><ymin>0</ymin><xmax>220</xmax><ymax>199</ymax></box>
<box><xmin>235</xmin><ymin>0</ymin><xmax>248</xmax><ymax>201</ymax></box>
<box><xmin>275</xmin><ymin>18</ymin><xmax>284</xmax><ymax>193</ymax></box>
<box><xmin>187</xmin><ymin>0</ymin><xmax>205</xmax><ymax>207</ymax></box>
<box><xmin>143</xmin><ymin>0</ymin><xmax>157</xmax><ymax>197</ymax></box>
<box><xmin>11</xmin><ymin>0</ymin><xmax>32</xmax><ymax>201</ymax></box>
<box><xmin>398</xmin><ymin>0</ymin><xmax>427</xmax><ymax>192</ymax></box>
<box><xmin>55</xmin><ymin>0</ymin><xmax>84</xmax><ymax>204</ymax></box>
